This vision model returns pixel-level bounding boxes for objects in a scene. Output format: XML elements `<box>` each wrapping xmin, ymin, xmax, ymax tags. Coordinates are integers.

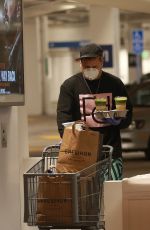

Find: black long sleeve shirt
<box><xmin>57</xmin><ymin>71</ymin><xmax>133</xmax><ymax>159</ymax></box>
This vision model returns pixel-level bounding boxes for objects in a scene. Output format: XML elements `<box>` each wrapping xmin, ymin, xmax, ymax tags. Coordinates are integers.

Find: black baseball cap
<box><xmin>76</xmin><ymin>43</ymin><xmax>103</xmax><ymax>60</ymax></box>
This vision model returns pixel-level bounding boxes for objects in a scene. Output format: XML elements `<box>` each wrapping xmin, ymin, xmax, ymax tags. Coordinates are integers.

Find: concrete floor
<box><xmin>28</xmin><ymin>115</ymin><xmax>61</xmax><ymax>157</ymax></box>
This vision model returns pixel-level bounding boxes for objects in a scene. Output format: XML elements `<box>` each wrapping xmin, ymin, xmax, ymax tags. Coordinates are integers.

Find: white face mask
<box><xmin>83</xmin><ymin>68</ymin><xmax>99</xmax><ymax>81</ymax></box>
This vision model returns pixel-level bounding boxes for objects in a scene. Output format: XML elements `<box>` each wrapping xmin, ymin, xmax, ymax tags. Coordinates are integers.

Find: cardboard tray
<box><xmin>94</xmin><ymin>109</ymin><xmax>128</xmax><ymax>120</ymax></box>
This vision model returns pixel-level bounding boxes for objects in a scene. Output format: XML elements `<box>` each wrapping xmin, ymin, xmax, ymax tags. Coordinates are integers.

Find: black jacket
<box><xmin>57</xmin><ymin>71</ymin><xmax>133</xmax><ymax>158</ymax></box>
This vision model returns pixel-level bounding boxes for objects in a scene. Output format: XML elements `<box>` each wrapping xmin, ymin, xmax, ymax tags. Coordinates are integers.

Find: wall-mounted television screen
<box><xmin>0</xmin><ymin>0</ymin><xmax>24</xmax><ymax>106</ymax></box>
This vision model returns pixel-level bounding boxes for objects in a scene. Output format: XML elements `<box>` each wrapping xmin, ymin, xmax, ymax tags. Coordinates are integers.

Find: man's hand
<box><xmin>103</xmin><ymin>118</ymin><xmax>121</xmax><ymax>126</ymax></box>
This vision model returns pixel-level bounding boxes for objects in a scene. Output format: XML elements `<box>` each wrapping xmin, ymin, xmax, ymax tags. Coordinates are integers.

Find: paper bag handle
<box><xmin>72</xmin><ymin>120</ymin><xmax>88</xmax><ymax>136</ymax></box>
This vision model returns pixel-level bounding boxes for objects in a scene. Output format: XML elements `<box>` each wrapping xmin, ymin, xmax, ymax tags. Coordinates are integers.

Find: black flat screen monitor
<box><xmin>0</xmin><ymin>0</ymin><xmax>24</xmax><ymax>106</ymax></box>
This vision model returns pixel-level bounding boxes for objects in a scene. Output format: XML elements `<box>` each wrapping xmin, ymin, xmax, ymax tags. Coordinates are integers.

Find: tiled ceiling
<box><xmin>23</xmin><ymin>0</ymin><xmax>88</xmax><ymax>19</ymax></box>
<box><xmin>24</xmin><ymin>0</ymin><xmax>57</xmax><ymax>7</ymax></box>
<box><xmin>23</xmin><ymin>0</ymin><xmax>150</xmax><ymax>27</ymax></box>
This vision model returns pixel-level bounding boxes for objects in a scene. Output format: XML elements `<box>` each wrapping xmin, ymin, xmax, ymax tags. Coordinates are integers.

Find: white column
<box><xmin>47</xmin><ymin>49</ymin><xmax>74</xmax><ymax>115</ymax></box>
<box><xmin>0</xmin><ymin>106</ymin><xmax>29</xmax><ymax>230</ymax></box>
<box><xmin>40</xmin><ymin>16</ymin><xmax>50</xmax><ymax>114</ymax></box>
<box><xmin>89</xmin><ymin>6</ymin><xmax>120</xmax><ymax>76</ymax></box>
<box><xmin>24</xmin><ymin>17</ymin><xmax>43</xmax><ymax>115</ymax></box>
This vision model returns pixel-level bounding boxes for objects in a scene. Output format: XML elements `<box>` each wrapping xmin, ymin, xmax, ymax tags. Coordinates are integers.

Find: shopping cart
<box><xmin>24</xmin><ymin>144</ymin><xmax>113</xmax><ymax>230</ymax></box>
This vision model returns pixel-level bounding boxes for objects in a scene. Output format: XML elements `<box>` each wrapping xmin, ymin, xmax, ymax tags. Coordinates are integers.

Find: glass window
<box><xmin>131</xmin><ymin>86</ymin><xmax>150</xmax><ymax>106</ymax></box>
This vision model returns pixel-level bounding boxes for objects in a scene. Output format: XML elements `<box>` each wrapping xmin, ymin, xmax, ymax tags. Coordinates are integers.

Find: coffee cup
<box><xmin>95</xmin><ymin>98</ymin><xmax>107</xmax><ymax>111</ymax></box>
<box><xmin>114</xmin><ymin>96</ymin><xmax>127</xmax><ymax>111</ymax></box>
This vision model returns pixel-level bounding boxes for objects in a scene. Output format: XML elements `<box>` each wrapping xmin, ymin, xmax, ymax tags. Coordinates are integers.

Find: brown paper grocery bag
<box><xmin>56</xmin><ymin>121</ymin><xmax>102</xmax><ymax>173</ymax></box>
<box><xmin>36</xmin><ymin>175</ymin><xmax>73</xmax><ymax>225</ymax></box>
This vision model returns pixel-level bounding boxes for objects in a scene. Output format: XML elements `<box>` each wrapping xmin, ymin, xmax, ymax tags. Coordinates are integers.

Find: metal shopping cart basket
<box><xmin>24</xmin><ymin>144</ymin><xmax>113</xmax><ymax>230</ymax></box>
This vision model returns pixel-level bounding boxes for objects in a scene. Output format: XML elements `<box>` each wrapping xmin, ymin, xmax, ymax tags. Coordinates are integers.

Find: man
<box><xmin>57</xmin><ymin>43</ymin><xmax>132</xmax><ymax>179</ymax></box>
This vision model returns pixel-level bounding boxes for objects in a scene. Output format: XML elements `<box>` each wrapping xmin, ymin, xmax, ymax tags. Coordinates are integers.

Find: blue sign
<box><xmin>48</xmin><ymin>41</ymin><xmax>89</xmax><ymax>48</ymax></box>
<box><xmin>132</xmin><ymin>30</ymin><xmax>144</xmax><ymax>54</ymax></box>
<box><xmin>48</xmin><ymin>41</ymin><xmax>113</xmax><ymax>68</ymax></box>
